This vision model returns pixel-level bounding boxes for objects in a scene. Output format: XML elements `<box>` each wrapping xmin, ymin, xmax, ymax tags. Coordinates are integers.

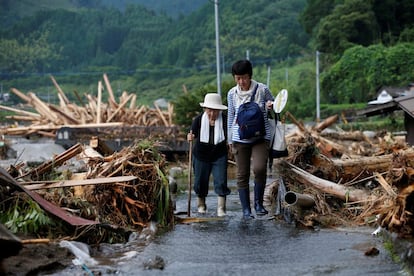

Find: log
<box><xmin>286</xmin><ymin>111</ymin><xmax>306</xmax><ymax>132</ymax></box>
<box><xmin>321</xmin><ymin>130</ymin><xmax>369</xmax><ymax>142</ymax></box>
<box><xmin>313</xmin><ymin>114</ymin><xmax>338</xmax><ymax>132</ymax></box>
<box><xmin>313</xmin><ymin>133</ymin><xmax>349</xmax><ymax>156</ymax></box>
<box><xmin>283</xmin><ymin>161</ymin><xmax>369</xmax><ymax>202</ymax></box>
<box><xmin>335</xmin><ymin>148</ymin><xmax>414</xmax><ymax>182</ymax></box>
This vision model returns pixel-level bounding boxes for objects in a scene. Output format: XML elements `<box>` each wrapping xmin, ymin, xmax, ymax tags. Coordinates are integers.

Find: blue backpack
<box><xmin>236</xmin><ymin>84</ymin><xmax>265</xmax><ymax>139</ymax></box>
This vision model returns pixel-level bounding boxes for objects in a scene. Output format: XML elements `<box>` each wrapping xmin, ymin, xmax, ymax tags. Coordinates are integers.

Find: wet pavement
<box><xmin>57</xmin><ymin>178</ymin><xmax>405</xmax><ymax>276</ymax></box>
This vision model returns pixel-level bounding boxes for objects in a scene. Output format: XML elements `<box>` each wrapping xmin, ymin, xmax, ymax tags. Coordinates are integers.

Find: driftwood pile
<box><xmin>0</xmin><ymin>140</ymin><xmax>172</xmax><ymax>244</ymax></box>
<box><xmin>0</xmin><ymin>74</ymin><xmax>175</xmax><ymax>138</ymax></box>
<box><xmin>273</xmin><ymin>112</ymin><xmax>414</xmax><ymax>238</ymax></box>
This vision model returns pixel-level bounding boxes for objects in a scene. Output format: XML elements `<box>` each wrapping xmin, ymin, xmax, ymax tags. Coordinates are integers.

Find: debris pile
<box><xmin>0</xmin><ymin>140</ymin><xmax>173</xmax><ymax>244</ymax></box>
<box><xmin>0</xmin><ymin>74</ymin><xmax>175</xmax><ymax>138</ymax></box>
<box><xmin>270</xmin><ymin>112</ymin><xmax>414</xmax><ymax>238</ymax></box>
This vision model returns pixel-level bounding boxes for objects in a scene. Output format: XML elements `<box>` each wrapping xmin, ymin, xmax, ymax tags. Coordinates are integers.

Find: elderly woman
<box><xmin>187</xmin><ymin>93</ymin><xmax>231</xmax><ymax>217</ymax></box>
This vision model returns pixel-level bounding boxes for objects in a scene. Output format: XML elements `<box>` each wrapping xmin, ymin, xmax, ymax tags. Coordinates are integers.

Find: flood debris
<box><xmin>0</xmin><ymin>139</ymin><xmax>173</xmax><ymax>245</ymax></box>
<box><xmin>1</xmin><ymin>74</ymin><xmax>175</xmax><ymax>134</ymax></box>
<box><xmin>268</xmin><ymin>112</ymin><xmax>414</xmax><ymax>238</ymax></box>
<box><xmin>0</xmin><ymin>74</ymin><xmax>185</xmax><ymax>154</ymax></box>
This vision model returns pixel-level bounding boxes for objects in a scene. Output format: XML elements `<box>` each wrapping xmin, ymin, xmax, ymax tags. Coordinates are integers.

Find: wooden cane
<box><xmin>187</xmin><ymin>131</ymin><xmax>193</xmax><ymax>217</ymax></box>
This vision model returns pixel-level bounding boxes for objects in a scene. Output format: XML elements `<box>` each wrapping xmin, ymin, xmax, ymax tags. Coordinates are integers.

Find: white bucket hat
<box><xmin>200</xmin><ymin>93</ymin><xmax>227</xmax><ymax>110</ymax></box>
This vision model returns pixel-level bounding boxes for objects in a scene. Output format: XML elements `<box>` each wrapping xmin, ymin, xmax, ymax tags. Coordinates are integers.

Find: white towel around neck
<box><xmin>200</xmin><ymin>111</ymin><xmax>225</xmax><ymax>145</ymax></box>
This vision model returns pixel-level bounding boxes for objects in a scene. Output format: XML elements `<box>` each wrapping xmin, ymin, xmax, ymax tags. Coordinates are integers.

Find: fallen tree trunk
<box><xmin>282</xmin><ymin>161</ymin><xmax>369</xmax><ymax>202</ymax></box>
<box><xmin>335</xmin><ymin>148</ymin><xmax>414</xmax><ymax>182</ymax></box>
<box><xmin>313</xmin><ymin>114</ymin><xmax>338</xmax><ymax>132</ymax></box>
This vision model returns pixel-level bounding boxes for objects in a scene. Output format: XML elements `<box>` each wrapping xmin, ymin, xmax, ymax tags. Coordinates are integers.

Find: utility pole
<box><xmin>214</xmin><ymin>0</ymin><xmax>221</xmax><ymax>96</ymax></box>
<box><xmin>285</xmin><ymin>68</ymin><xmax>289</xmax><ymax>87</ymax></box>
<box><xmin>222</xmin><ymin>54</ymin><xmax>225</xmax><ymax>80</ymax></box>
<box><xmin>316</xmin><ymin>50</ymin><xmax>320</xmax><ymax>122</ymax></box>
<box><xmin>266</xmin><ymin>66</ymin><xmax>270</xmax><ymax>88</ymax></box>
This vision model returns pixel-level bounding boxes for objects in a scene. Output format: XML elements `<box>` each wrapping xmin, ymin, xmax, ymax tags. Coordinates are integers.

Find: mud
<box><xmin>1</xmin><ymin>240</ymin><xmax>72</xmax><ymax>275</ymax></box>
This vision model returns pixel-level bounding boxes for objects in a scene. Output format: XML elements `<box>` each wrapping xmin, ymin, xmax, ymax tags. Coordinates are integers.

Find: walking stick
<box><xmin>187</xmin><ymin>132</ymin><xmax>193</xmax><ymax>217</ymax></box>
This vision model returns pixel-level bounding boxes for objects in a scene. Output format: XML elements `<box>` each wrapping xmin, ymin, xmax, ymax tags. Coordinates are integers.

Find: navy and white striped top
<box><xmin>227</xmin><ymin>80</ymin><xmax>274</xmax><ymax>144</ymax></box>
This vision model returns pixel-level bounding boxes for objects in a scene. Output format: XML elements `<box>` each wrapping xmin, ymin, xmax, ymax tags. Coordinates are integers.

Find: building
<box><xmin>357</xmin><ymin>83</ymin><xmax>414</xmax><ymax>145</ymax></box>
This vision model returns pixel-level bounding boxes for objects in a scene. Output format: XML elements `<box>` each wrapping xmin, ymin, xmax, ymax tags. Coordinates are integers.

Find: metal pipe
<box><xmin>284</xmin><ymin>191</ymin><xmax>315</xmax><ymax>208</ymax></box>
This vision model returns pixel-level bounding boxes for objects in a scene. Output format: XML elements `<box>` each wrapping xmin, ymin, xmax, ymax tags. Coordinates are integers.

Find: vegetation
<box><xmin>0</xmin><ymin>195</ymin><xmax>55</xmax><ymax>235</ymax></box>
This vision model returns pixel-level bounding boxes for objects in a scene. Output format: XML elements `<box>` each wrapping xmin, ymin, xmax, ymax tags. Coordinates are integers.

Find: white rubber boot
<box><xmin>217</xmin><ymin>196</ymin><xmax>226</xmax><ymax>217</ymax></box>
<box><xmin>197</xmin><ymin>197</ymin><xmax>206</xmax><ymax>213</ymax></box>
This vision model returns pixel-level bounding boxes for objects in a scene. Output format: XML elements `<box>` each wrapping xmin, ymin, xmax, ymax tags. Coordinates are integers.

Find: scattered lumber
<box><xmin>0</xmin><ymin>74</ymin><xmax>175</xmax><ymax>138</ymax></box>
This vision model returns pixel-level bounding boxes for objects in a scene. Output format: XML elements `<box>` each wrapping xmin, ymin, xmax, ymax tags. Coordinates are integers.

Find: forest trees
<box><xmin>321</xmin><ymin>43</ymin><xmax>414</xmax><ymax>104</ymax></box>
<box><xmin>300</xmin><ymin>0</ymin><xmax>414</xmax><ymax>105</ymax></box>
<box><xmin>0</xmin><ymin>32</ymin><xmax>61</xmax><ymax>74</ymax></box>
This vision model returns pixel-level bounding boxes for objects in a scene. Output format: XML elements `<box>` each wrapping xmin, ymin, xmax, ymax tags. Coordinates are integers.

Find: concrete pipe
<box><xmin>284</xmin><ymin>191</ymin><xmax>315</xmax><ymax>208</ymax></box>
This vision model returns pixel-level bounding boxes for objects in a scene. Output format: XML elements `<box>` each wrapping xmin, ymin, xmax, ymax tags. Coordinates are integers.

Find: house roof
<box><xmin>394</xmin><ymin>94</ymin><xmax>414</xmax><ymax>119</ymax></box>
<box><xmin>376</xmin><ymin>86</ymin><xmax>407</xmax><ymax>98</ymax></box>
<box><xmin>357</xmin><ymin>94</ymin><xmax>414</xmax><ymax>118</ymax></box>
<box><xmin>356</xmin><ymin>101</ymin><xmax>399</xmax><ymax>117</ymax></box>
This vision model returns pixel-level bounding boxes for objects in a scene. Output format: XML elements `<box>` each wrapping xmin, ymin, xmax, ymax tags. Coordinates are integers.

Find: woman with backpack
<box><xmin>227</xmin><ymin>59</ymin><xmax>274</xmax><ymax>219</ymax></box>
<box><xmin>187</xmin><ymin>93</ymin><xmax>231</xmax><ymax>217</ymax></box>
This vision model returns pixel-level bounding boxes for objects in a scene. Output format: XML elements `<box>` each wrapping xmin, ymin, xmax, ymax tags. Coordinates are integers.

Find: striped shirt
<box><xmin>227</xmin><ymin>80</ymin><xmax>274</xmax><ymax>144</ymax></box>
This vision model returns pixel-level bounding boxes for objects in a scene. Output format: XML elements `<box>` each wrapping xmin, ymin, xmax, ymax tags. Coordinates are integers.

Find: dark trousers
<box><xmin>193</xmin><ymin>154</ymin><xmax>230</xmax><ymax>197</ymax></box>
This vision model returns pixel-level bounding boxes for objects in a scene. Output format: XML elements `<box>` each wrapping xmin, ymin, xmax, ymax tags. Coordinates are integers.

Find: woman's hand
<box><xmin>266</xmin><ymin>100</ymin><xmax>274</xmax><ymax>110</ymax></box>
<box><xmin>187</xmin><ymin>132</ymin><xmax>194</xmax><ymax>141</ymax></box>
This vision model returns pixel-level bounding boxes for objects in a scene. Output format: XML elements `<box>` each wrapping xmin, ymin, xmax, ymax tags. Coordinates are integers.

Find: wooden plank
<box><xmin>168</xmin><ymin>102</ymin><xmax>174</xmax><ymax>126</ymax></box>
<box><xmin>97</xmin><ymin>81</ymin><xmax>102</xmax><ymax>124</ymax></box>
<box><xmin>10</xmin><ymin>88</ymin><xmax>31</xmax><ymax>103</ymax></box>
<box><xmin>50</xmin><ymin>75</ymin><xmax>69</xmax><ymax>106</ymax></box>
<box><xmin>130</xmin><ymin>94</ymin><xmax>137</xmax><ymax>109</ymax></box>
<box><xmin>5</xmin><ymin>115</ymin><xmax>39</xmax><ymax>121</ymax></box>
<box><xmin>28</xmin><ymin>92</ymin><xmax>60</xmax><ymax>122</ymax></box>
<box><xmin>106</xmin><ymin>94</ymin><xmax>133</xmax><ymax>123</ymax></box>
<box><xmin>154</xmin><ymin>103</ymin><xmax>169</xmax><ymax>126</ymax></box>
<box><xmin>49</xmin><ymin>105</ymin><xmax>80</xmax><ymax>125</ymax></box>
<box><xmin>103</xmin><ymin>73</ymin><xmax>118</xmax><ymax>108</ymax></box>
<box><xmin>0</xmin><ymin>104</ymin><xmax>41</xmax><ymax>118</ymax></box>
<box><xmin>22</xmin><ymin>175</ymin><xmax>137</xmax><ymax>190</ymax></box>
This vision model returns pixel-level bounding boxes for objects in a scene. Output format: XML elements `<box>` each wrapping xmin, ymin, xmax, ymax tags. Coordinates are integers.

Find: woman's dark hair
<box><xmin>231</xmin><ymin>60</ymin><xmax>253</xmax><ymax>77</ymax></box>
